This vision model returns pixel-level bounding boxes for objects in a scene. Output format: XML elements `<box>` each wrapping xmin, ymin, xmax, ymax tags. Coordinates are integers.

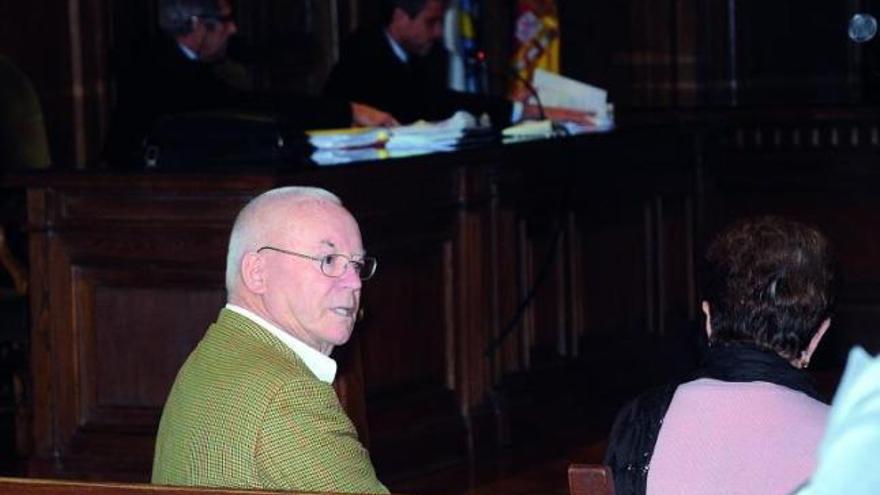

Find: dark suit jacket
<box><xmin>324</xmin><ymin>27</ymin><xmax>512</xmax><ymax>126</ymax></box>
<box><xmin>106</xmin><ymin>38</ymin><xmax>352</xmax><ymax>165</ymax></box>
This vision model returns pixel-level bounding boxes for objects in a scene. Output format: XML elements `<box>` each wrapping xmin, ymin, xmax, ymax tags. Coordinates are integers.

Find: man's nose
<box><xmin>340</xmin><ymin>263</ymin><xmax>363</xmax><ymax>289</ymax></box>
<box><xmin>228</xmin><ymin>21</ymin><xmax>238</xmax><ymax>35</ymax></box>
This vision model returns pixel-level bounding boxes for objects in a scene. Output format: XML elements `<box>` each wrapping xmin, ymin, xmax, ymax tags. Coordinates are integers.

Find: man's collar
<box><xmin>384</xmin><ymin>30</ymin><xmax>409</xmax><ymax>64</ymax></box>
<box><xmin>225</xmin><ymin>303</ymin><xmax>337</xmax><ymax>383</ymax></box>
<box><xmin>176</xmin><ymin>41</ymin><xmax>200</xmax><ymax>61</ymax></box>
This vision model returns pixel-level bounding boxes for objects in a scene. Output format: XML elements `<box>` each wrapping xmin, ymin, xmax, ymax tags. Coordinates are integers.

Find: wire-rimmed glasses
<box><xmin>258</xmin><ymin>246</ymin><xmax>377</xmax><ymax>280</ymax></box>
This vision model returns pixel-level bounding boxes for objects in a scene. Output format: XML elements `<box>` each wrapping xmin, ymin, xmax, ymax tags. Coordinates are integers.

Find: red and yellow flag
<box><xmin>509</xmin><ymin>0</ymin><xmax>560</xmax><ymax>99</ymax></box>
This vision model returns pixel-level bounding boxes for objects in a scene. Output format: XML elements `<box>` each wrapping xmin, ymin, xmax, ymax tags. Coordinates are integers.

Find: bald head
<box><xmin>225</xmin><ymin>186</ymin><xmax>368</xmax><ymax>353</ymax></box>
<box><xmin>225</xmin><ymin>186</ymin><xmax>342</xmax><ymax>295</ymax></box>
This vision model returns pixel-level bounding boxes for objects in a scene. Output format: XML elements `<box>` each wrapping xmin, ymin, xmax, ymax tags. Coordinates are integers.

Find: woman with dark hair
<box><xmin>605</xmin><ymin>216</ymin><xmax>835</xmax><ymax>495</ymax></box>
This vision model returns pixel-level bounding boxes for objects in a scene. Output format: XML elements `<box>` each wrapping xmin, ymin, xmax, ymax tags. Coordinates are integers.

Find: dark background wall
<box><xmin>4</xmin><ymin>1</ymin><xmax>880</xmax><ymax>167</ymax></box>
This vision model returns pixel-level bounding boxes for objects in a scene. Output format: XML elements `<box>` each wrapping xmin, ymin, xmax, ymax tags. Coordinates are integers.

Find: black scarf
<box><xmin>696</xmin><ymin>343</ymin><xmax>824</xmax><ymax>402</ymax></box>
<box><xmin>604</xmin><ymin>342</ymin><xmax>825</xmax><ymax>495</ymax></box>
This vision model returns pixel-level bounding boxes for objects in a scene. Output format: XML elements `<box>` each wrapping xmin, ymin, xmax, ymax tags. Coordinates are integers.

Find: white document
<box><xmin>309</xmin><ymin>111</ymin><xmax>479</xmax><ymax>153</ymax></box>
<box><xmin>531</xmin><ymin>68</ymin><xmax>611</xmax><ymax>128</ymax></box>
<box><xmin>307</xmin><ymin>128</ymin><xmax>389</xmax><ymax>150</ymax></box>
<box><xmin>386</xmin><ymin>110</ymin><xmax>477</xmax><ymax>149</ymax></box>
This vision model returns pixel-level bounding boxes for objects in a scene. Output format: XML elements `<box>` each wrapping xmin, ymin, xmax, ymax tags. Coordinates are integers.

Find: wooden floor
<box><xmin>388</xmin><ymin>429</ymin><xmax>608</xmax><ymax>495</ymax></box>
<box><xmin>384</xmin><ymin>361</ymin><xmax>623</xmax><ymax>495</ymax></box>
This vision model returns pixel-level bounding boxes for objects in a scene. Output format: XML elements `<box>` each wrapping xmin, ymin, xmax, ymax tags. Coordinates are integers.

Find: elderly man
<box><xmin>152</xmin><ymin>187</ymin><xmax>387</xmax><ymax>493</ymax></box>
<box><xmin>106</xmin><ymin>0</ymin><xmax>396</xmax><ymax>165</ymax></box>
<box><xmin>324</xmin><ymin>0</ymin><xmax>591</xmax><ymax>126</ymax></box>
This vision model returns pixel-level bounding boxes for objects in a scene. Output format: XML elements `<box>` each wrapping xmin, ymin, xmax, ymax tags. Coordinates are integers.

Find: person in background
<box><xmin>604</xmin><ymin>216</ymin><xmax>835</xmax><ymax>495</ymax></box>
<box><xmin>152</xmin><ymin>187</ymin><xmax>387</xmax><ymax>493</ymax></box>
<box><xmin>324</xmin><ymin>0</ymin><xmax>592</xmax><ymax>127</ymax></box>
<box><xmin>0</xmin><ymin>55</ymin><xmax>50</xmax><ymax>169</ymax></box>
<box><xmin>106</xmin><ymin>0</ymin><xmax>397</xmax><ymax>165</ymax></box>
<box><xmin>794</xmin><ymin>346</ymin><xmax>880</xmax><ymax>495</ymax></box>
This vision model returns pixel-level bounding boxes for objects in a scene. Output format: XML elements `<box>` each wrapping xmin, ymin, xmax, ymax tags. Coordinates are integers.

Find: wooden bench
<box><xmin>568</xmin><ymin>464</ymin><xmax>615</xmax><ymax>495</ymax></box>
<box><xmin>0</xmin><ymin>477</ymin><xmax>379</xmax><ymax>495</ymax></box>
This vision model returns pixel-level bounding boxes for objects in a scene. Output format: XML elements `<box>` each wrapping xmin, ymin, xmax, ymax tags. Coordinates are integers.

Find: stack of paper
<box><xmin>502</xmin><ymin>119</ymin><xmax>554</xmax><ymax>141</ymax></box>
<box><xmin>531</xmin><ymin>68</ymin><xmax>613</xmax><ymax>130</ymax></box>
<box><xmin>386</xmin><ymin>111</ymin><xmax>478</xmax><ymax>150</ymax></box>
<box><xmin>311</xmin><ymin>147</ymin><xmax>435</xmax><ymax>166</ymax></box>
<box><xmin>307</xmin><ymin>127</ymin><xmax>389</xmax><ymax>150</ymax></box>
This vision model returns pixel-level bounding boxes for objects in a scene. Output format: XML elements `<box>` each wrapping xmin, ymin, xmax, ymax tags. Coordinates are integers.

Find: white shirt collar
<box><xmin>177</xmin><ymin>42</ymin><xmax>199</xmax><ymax>61</ymax></box>
<box><xmin>384</xmin><ymin>30</ymin><xmax>409</xmax><ymax>64</ymax></box>
<box><xmin>225</xmin><ymin>303</ymin><xmax>337</xmax><ymax>384</ymax></box>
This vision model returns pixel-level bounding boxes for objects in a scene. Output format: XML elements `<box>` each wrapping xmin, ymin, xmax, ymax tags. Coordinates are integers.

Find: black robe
<box><xmin>106</xmin><ymin>38</ymin><xmax>352</xmax><ymax>166</ymax></box>
<box><xmin>324</xmin><ymin>26</ymin><xmax>512</xmax><ymax>127</ymax></box>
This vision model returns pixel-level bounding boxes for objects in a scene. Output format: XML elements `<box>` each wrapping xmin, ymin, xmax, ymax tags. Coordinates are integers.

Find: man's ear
<box><xmin>390</xmin><ymin>6</ymin><xmax>411</xmax><ymax>27</ymax></box>
<box><xmin>701</xmin><ymin>301</ymin><xmax>713</xmax><ymax>339</ymax></box>
<box><xmin>240</xmin><ymin>251</ymin><xmax>267</xmax><ymax>294</ymax></box>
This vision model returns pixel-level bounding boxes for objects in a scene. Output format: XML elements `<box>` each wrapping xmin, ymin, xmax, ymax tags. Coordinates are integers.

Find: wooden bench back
<box><xmin>567</xmin><ymin>464</ymin><xmax>615</xmax><ymax>495</ymax></box>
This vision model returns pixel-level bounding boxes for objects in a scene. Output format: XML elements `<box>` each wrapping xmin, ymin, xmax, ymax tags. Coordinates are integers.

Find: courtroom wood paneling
<box><xmin>359</xmin><ymin>242</ymin><xmax>448</xmax><ymax>392</ymax></box>
<box><xmin>26</xmin><ymin>185</ymin><xmax>239</xmax><ymax>479</ymax></box>
<box><xmin>16</xmin><ymin>116</ymin><xmax>880</xmax><ymax>487</ymax></box>
<box><xmin>93</xmin><ymin>287</ymin><xmax>221</xmax><ymax>409</ymax></box>
<box><xmin>7</xmin><ymin>0</ymin><xmax>880</xmax><ymax>169</ymax></box>
<box><xmin>704</xmin><ymin>108</ymin><xmax>880</xmax><ymax>367</ymax></box>
<box><xmin>735</xmin><ymin>2</ymin><xmax>861</xmax><ymax>105</ymax></box>
<box><xmin>14</xmin><ymin>152</ymin><xmax>514</xmax><ymax>483</ymax></box>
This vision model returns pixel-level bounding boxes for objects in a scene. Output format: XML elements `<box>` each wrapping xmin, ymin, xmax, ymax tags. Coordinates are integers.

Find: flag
<box><xmin>446</xmin><ymin>0</ymin><xmax>486</xmax><ymax>93</ymax></box>
<box><xmin>509</xmin><ymin>0</ymin><xmax>560</xmax><ymax>100</ymax></box>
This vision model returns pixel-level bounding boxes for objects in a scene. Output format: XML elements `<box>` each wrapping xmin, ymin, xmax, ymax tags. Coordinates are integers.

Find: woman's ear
<box><xmin>702</xmin><ymin>301</ymin><xmax>713</xmax><ymax>339</ymax></box>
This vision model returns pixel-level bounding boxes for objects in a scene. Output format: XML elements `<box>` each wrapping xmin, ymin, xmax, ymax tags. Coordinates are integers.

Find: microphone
<box><xmin>472</xmin><ymin>50</ymin><xmax>554</xmax><ymax>125</ymax></box>
<box><xmin>479</xmin><ymin>51</ymin><xmax>548</xmax><ymax>121</ymax></box>
<box><xmin>849</xmin><ymin>13</ymin><xmax>877</xmax><ymax>43</ymax></box>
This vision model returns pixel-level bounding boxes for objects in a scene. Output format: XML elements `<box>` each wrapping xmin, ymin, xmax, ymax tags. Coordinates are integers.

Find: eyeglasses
<box><xmin>258</xmin><ymin>246</ymin><xmax>377</xmax><ymax>281</ymax></box>
<box><xmin>198</xmin><ymin>13</ymin><xmax>235</xmax><ymax>25</ymax></box>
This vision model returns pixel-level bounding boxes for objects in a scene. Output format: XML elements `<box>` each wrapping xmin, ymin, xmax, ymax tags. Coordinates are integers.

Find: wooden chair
<box><xmin>0</xmin><ymin>477</ymin><xmax>383</xmax><ymax>495</ymax></box>
<box><xmin>568</xmin><ymin>464</ymin><xmax>615</xmax><ymax>495</ymax></box>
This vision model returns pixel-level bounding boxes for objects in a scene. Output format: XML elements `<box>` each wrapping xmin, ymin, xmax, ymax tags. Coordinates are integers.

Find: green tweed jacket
<box><xmin>152</xmin><ymin>308</ymin><xmax>388</xmax><ymax>494</ymax></box>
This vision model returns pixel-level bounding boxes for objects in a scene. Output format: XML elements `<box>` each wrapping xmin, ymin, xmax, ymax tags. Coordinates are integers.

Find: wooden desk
<box><xmin>4</xmin><ymin>130</ymin><xmax>695</xmax><ymax>483</ymax></box>
<box><xmin>20</xmin><ymin>108</ymin><xmax>880</xmax><ymax>485</ymax></box>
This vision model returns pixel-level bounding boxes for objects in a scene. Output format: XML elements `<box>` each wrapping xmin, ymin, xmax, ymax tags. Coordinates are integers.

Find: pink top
<box><xmin>647</xmin><ymin>378</ymin><xmax>828</xmax><ymax>495</ymax></box>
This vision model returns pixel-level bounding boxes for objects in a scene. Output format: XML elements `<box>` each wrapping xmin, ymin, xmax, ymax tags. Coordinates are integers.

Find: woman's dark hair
<box><xmin>701</xmin><ymin>216</ymin><xmax>834</xmax><ymax>360</ymax></box>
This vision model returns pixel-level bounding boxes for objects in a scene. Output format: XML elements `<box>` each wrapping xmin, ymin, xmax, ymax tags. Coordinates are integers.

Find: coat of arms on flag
<box><xmin>510</xmin><ymin>0</ymin><xmax>560</xmax><ymax>100</ymax></box>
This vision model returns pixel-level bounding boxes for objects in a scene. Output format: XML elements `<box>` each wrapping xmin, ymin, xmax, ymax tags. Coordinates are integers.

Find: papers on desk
<box><xmin>308</xmin><ymin>111</ymin><xmax>480</xmax><ymax>165</ymax></box>
<box><xmin>386</xmin><ymin>111</ymin><xmax>478</xmax><ymax>150</ymax></box>
<box><xmin>307</xmin><ymin>127</ymin><xmax>390</xmax><ymax>150</ymax></box>
<box><xmin>311</xmin><ymin>147</ymin><xmax>435</xmax><ymax>166</ymax></box>
<box><xmin>531</xmin><ymin>69</ymin><xmax>613</xmax><ymax>130</ymax></box>
<box><xmin>502</xmin><ymin>120</ymin><xmax>554</xmax><ymax>140</ymax></box>
<box><xmin>500</xmin><ymin>119</ymin><xmax>606</xmax><ymax>142</ymax></box>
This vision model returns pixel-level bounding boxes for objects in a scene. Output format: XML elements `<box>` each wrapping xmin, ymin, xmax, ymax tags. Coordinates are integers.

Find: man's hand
<box><xmin>523</xmin><ymin>103</ymin><xmax>595</xmax><ymax>126</ymax></box>
<box><xmin>351</xmin><ymin>102</ymin><xmax>399</xmax><ymax>127</ymax></box>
